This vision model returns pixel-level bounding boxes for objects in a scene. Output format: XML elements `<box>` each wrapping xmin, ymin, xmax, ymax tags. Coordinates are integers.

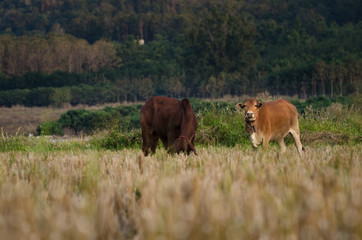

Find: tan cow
<box><xmin>236</xmin><ymin>98</ymin><xmax>304</xmax><ymax>156</ymax></box>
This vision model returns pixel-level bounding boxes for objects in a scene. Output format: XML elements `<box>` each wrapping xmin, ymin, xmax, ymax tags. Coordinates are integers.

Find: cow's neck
<box><xmin>179</xmin><ymin>129</ymin><xmax>193</xmax><ymax>139</ymax></box>
<box><xmin>179</xmin><ymin>135</ymin><xmax>189</xmax><ymax>141</ymax></box>
<box><xmin>245</xmin><ymin>120</ymin><xmax>256</xmax><ymax>134</ymax></box>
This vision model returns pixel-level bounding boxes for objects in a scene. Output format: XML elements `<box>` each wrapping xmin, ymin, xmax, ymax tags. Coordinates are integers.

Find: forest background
<box><xmin>0</xmin><ymin>0</ymin><xmax>361</xmax><ymax>107</ymax></box>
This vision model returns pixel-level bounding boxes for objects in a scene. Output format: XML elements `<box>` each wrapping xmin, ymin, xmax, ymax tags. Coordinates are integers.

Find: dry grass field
<box><xmin>0</xmin><ymin>144</ymin><xmax>360</xmax><ymax>240</ymax></box>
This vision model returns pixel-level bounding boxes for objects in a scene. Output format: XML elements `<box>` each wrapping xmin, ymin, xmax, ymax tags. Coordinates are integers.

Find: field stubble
<box><xmin>0</xmin><ymin>145</ymin><xmax>361</xmax><ymax>240</ymax></box>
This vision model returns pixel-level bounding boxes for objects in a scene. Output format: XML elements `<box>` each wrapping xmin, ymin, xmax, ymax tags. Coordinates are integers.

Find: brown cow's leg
<box><xmin>150</xmin><ymin>132</ymin><xmax>159</xmax><ymax>155</ymax></box>
<box><xmin>140</xmin><ymin>113</ymin><xmax>152</xmax><ymax>156</ymax></box>
<box><xmin>141</xmin><ymin>128</ymin><xmax>152</xmax><ymax>156</ymax></box>
<box><xmin>167</xmin><ymin>133</ymin><xmax>177</xmax><ymax>153</ymax></box>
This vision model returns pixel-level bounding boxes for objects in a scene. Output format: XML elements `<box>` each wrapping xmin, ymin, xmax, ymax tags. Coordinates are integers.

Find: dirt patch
<box><xmin>301</xmin><ymin>132</ymin><xmax>360</xmax><ymax>145</ymax></box>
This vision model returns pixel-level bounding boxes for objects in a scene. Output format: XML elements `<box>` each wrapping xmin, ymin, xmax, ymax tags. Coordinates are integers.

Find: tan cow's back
<box><xmin>257</xmin><ymin>100</ymin><xmax>299</xmax><ymax>140</ymax></box>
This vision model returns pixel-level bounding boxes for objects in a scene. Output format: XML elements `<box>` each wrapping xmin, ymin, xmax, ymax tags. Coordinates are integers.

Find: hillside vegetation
<box><xmin>0</xmin><ymin>0</ymin><xmax>361</xmax><ymax>106</ymax></box>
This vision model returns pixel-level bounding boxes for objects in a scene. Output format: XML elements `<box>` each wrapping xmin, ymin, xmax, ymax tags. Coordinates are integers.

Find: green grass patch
<box><xmin>0</xmin><ymin>135</ymin><xmax>91</xmax><ymax>153</ymax></box>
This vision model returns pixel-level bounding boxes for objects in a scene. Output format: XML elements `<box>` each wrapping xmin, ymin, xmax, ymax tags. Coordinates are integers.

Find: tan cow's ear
<box><xmin>256</xmin><ymin>102</ymin><xmax>263</xmax><ymax>108</ymax></box>
<box><xmin>236</xmin><ymin>103</ymin><xmax>245</xmax><ymax>109</ymax></box>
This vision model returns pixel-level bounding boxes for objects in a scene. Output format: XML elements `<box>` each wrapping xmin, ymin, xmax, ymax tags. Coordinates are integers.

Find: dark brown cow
<box><xmin>140</xmin><ymin>96</ymin><xmax>198</xmax><ymax>156</ymax></box>
<box><xmin>236</xmin><ymin>98</ymin><xmax>304</xmax><ymax>156</ymax></box>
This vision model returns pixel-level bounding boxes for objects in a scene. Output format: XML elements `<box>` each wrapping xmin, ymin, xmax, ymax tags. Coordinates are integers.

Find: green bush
<box><xmin>57</xmin><ymin>109</ymin><xmax>116</xmax><ymax>134</ymax></box>
<box><xmin>305</xmin><ymin>96</ymin><xmax>332</xmax><ymax>110</ymax></box>
<box><xmin>289</xmin><ymin>96</ymin><xmax>356</xmax><ymax>113</ymax></box>
<box><xmin>57</xmin><ymin>109</ymin><xmax>89</xmax><ymax>134</ymax></box>
<box><xmin>300</xmin><ymin>103</ymin><xmax>361</xmax><ymax>137</ymax></box>
<box><xmin>38</xmin><ymin>104</ymin><xmax>142</xmax><ymax>136</ymax></box>
<box><xmin>189</xmin><ymin>98</ymin><xmax>236</xmax><ymax>113</ymax></box>
<box><xmin>195</xmin><ymin>101</ymin><xmax>249</xmax><ymax>147</ymax></box>
<box><xmin>91</xmin><ymin>129</ymin><xmax>142</xmax><ymax>150</ymax></box>
<box><xmin>37</xmin><ymin>121</ymin><xmax>64</xmax><ymax>136</ymax></box>
<box><xmin>0</xmin><ymin>135</ymin><xmax>31</xmax><ymax>152</ymax></box>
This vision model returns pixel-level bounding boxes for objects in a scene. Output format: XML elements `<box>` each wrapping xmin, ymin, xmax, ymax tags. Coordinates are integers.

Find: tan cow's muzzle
<box><xmin>245</xmin><ymin>112</ymin><xmax>256</xmax><ymax>122</ymax></box>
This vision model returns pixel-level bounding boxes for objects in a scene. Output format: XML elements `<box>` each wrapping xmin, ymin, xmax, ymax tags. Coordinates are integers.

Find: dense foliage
<box><xmin>37</xmin><ymin>104</ymin><xmax>142</xmax><ymax>135</ymax></box>
<box><xmin>0</xmin><ymin>0</ymin><xmax>361</xmax><ymax>106</ymax></box>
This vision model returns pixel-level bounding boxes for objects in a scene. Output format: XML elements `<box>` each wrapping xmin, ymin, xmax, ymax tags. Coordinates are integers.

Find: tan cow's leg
<box><xmin>262</xmin><ymin>136</ymin><xmax>270</xmax><ymax>152</ymax></box>
<box><xmin>277</xmin><ymin>138</ymin><xmax>287</xmax><ymax>153</ymax></box>
<box><xmin>290</xmin><ymin>128</ymin><xmax>303</xmax><ymax>157</ymax></box>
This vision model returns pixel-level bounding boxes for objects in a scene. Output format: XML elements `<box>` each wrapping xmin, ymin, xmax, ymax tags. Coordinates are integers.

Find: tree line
<box><xmin>1</xmin><ymin>0</ymin><xmax>360</xmax><ymax>43</ymax></box>
<box><xmin>0</xmin><ymin>0</ymin><xmax>361</xmax><ymax>106</ymax></box>
<box><xmin>0</xmin><ymin>34</ymin><xmax>120</xmax><ymax>75</ymax></box>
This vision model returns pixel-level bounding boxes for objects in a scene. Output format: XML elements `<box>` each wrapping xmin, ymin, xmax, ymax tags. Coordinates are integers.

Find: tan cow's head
<box><xmin>236</xmin><ymin>98</ymin><xmax>263</xmax><ymax>122</ymax></box>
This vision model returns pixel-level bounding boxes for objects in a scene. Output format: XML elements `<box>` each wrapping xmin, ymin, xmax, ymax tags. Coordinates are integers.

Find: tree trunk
<box><xmin>321</xmin><ymin>79</ymin><xmax>325</xmax><ymax>96</ymax></box>
<box><xmin>330</xmin><ymin>80</ymin><xmax>334</xmax><ymax>98</ymax></box>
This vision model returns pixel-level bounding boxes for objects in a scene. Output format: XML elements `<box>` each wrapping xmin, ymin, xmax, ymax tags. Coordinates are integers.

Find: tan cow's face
<box><xmin>236</xmin><ymin>99</ymin><xmax>263</xmax><ymax>122</ymax></box>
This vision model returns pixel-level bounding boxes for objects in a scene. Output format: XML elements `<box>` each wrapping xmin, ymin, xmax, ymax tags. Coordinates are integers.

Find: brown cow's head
<box><xmin>170</xmin><ymin>136</ymin><xmax>197</xmax><ymax>155</ymax></box>
<box><xmin>236</xmin><ymin>98</ymin><xmax>263</xmax><ymax>123</ymax></box>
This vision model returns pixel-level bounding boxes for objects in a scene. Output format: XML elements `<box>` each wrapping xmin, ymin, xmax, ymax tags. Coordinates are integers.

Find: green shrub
<box><xmin>91</xmin><ymin>129</ymin><xmax>142</xmax><ymax>150</ymax></box>
<box><xmin>0</xmin><ymin>135</ymin><xmax>92</xmax><ymax>153</ymax></box>
<box><xmin>57</xmin><ymin>109</ymin><xmax>90</xmax><ymax>134</ymax></box>
<box><xmin>196</xmin><ymin>102</ymin><xmax>249</xmax><ymax>147</ymax></box>
<box><xmin>289</xmin><ymin>96</ymin><xmax>356</xmax><ymax>114</ymax></box>
<box><xmin>305</xmin><ymin>96</ymin><xmax>332</xmax><ymax>110</ymax></box>
<box><xmin>37</xmin><ymin>121</ymin><xmax>64</xmax><ymax>136</ymax></box>
<box><xmin>35</xmin><ymin>104</ymin><xmax>140</xmax><ymax>136</ymax></box>
<box><xmin>300</xmin><ymin>103</ymin><xmax>361</xmax><ymax>137</ymax></box>
<box><xmin>0</xmin><ymin>135</ymin><xmax>30</xmax><ymax>152</ymax></box>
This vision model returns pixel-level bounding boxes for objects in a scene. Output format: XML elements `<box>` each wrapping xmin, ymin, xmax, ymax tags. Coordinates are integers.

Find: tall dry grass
<box><xmin>0</xmin><ymin>145</ymin><xmax>361</xmax><ymax>240</ymax></box>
